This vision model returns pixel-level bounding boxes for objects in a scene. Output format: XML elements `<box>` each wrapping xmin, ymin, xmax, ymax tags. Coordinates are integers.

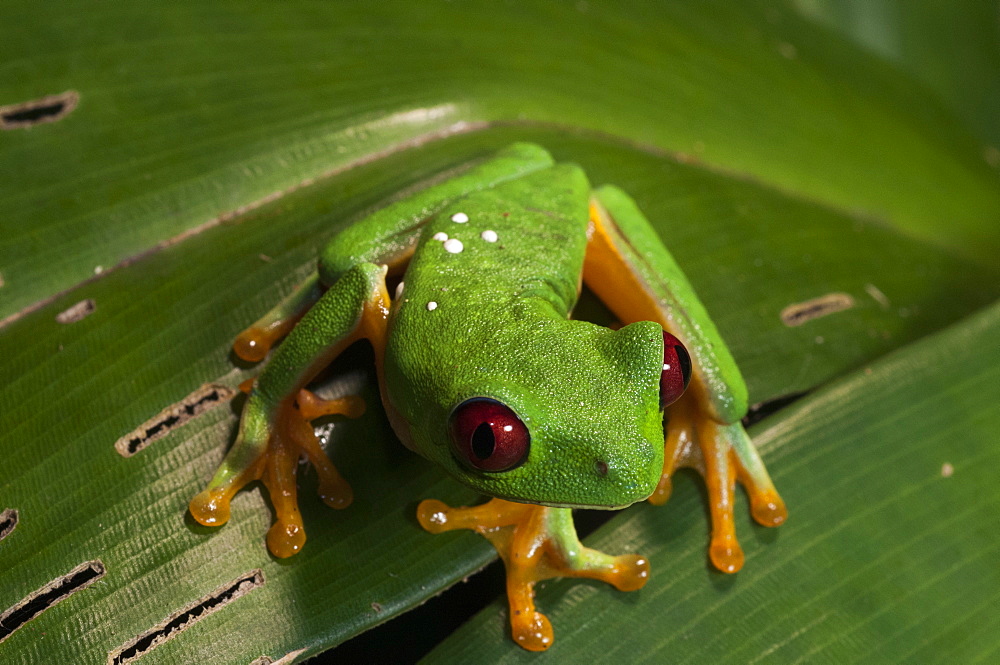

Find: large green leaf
<box><xmin>426</xmin><ymin>297</ymin><xmax>1000</xmax><ymax>663</ymax></box>
<box><xmin>3</xmin><ymin>126</ymin><xmax>995</xmax><ymax>663</ymax></box>
<box><xmin>1</xmin><ymin>2</ymin><xmax>997</xmax><ymax>664</ymax></box>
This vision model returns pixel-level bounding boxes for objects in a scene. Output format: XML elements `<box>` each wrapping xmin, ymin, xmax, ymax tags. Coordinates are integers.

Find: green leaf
<box><xmin>3</xmin><ymin>126</ymin><xmax>995</xmax><ymax>663</ymax></box>
<box><xmin>788</xmin><ymin>0</ymin><xmax>1000</xmax><ymax>147</ymax></box>
<box><xmin>426</xmin><ymin>298</ymin><xmax>1000</xmax><ymax>663</ymax></box>
<box><xmin>1</xmin><ymin>2</ymin><xmax>998</xmax><ymax>663</ymax></box>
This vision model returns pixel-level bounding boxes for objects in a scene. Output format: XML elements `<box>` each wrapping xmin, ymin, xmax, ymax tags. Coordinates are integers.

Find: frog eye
<box><xmin>660</xmin><ymin>331</ymin><xmax>692</xmax><ymax>409</ymax></box>
<box><xmin>448</xmin><ymin>398</ymin><xmax>530</xmax><ymax>472</ymax></box>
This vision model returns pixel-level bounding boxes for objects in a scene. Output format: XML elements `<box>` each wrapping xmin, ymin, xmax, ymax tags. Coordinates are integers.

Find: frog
<box><xmin>188</xmin><ymin>143</ymin><xmax>786</xmax><ymax>651</ymax></box>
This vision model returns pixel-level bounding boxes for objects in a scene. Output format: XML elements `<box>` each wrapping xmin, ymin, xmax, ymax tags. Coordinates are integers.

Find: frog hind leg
<box><xmin>418</xmin><ymin>498</ymin><xmax>649</xmax><ymax>651</ymax></box>
<box><xmin>190</xmin><ymin>262</ymin><xmax>388</xmax><ymax>558</ymax></box>
<box><xmin>584</xmin><ymin>186</ymin><xmax>786</xmax><ymax>574</ymax></box>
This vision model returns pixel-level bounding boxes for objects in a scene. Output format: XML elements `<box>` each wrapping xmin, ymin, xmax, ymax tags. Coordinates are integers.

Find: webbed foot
<box><xmin>648</xmin><ymin>394</ymin><xmax>786</xmax><ymax>572</ymax></box>
<box><xmin>189</xmin><ymin>387</ymin><xmax>364</xmax><ymax>557</ymax></box>
<box><xmin>418</xmin><ymin>497</ymin><xmax>649</xmax><ymax>651</ymax></box>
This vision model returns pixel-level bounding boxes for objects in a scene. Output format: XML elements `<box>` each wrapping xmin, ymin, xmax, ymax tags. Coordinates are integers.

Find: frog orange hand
<box><xmin>189</xmin><ymin>263</ymin><xmax>388</xmax><ymax>557</ymax></box>
<box><xmin>585</xmin><ymin>186</ymin><xmax>786</xmax><ymax>573</ymax></box>
<box><xmin>418</xmin><ymin>498</ymin><xmax>650</xmax><ymax>652</ymax></box>
<box><xmin>294</xmin><ymin>389</ymin><xmax>365</xmax><ymax>510</ymax></box>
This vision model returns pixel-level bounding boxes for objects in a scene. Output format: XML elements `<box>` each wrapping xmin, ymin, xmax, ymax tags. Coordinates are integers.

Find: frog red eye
<box><xmin>449</xmin><ymin>398</ymin><xmax>530</xmax><ymax>472</ymax></box>
<box><xmin>660</xmin><ymin>331</ymin><xmax>692</xmax><ymax>409</ymax></box>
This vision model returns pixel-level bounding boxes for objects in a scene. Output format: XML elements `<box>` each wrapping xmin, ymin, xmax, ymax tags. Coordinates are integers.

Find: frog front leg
<box><xmin>418</xmin><ymin>498</ymin><xmax>648</xmax><ymax>651</ymax></box>
<box><xmin>189</xmin><ymin>263</ymin><xmax>389</xmax><ymax>557</ymax></box>
<box><xmin>191</xmin><ymin>143</ymin><xmax>557</xmax><ymax>556</ymax></box>
<box><xmin>649</xmin><ymin>393</ymin><xmax>784</xmax><ymax>571</ymax></box>
<box><xmin>584</xmin><ymin>186</ymin><xmax>786</xmax><ymax>573</ymax></box>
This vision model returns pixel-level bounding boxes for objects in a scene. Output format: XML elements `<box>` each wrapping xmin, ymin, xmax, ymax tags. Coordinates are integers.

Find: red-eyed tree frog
<box><xmin>188</xmin><ymin>143</ymin><xmax>786</xmax><ymax>651</ymax></box>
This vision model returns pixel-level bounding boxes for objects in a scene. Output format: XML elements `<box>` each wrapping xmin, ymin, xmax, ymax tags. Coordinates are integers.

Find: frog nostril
<box><xmin>595</xmin><ymin>460</ymin><xmax>609</xmax><ymax>477</ymax></box>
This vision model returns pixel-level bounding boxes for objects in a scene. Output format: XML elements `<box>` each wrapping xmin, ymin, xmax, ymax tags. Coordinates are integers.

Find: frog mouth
<box><xmin>535</xmin><ymin>498</ymin><xmax>642</xmax><ymax>511</ymax></box>
<box><xmin>510</xmin><ymin>471</ymin><xmax>657</xmax><ymax>511</ymax></box>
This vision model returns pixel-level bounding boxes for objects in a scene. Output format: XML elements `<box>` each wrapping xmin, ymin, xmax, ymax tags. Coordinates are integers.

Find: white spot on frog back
<box><xmin>451</xmin><ymin>212</ymin><xmax>469</xmax><ymax>223</ymax></box>
<box><xmin>443</xmin><ymin>238</ymin><xmax>464</xmax><ymax>253</ymax></box>
<box><xmin>481</xmin><ymin>229</ymin><xmax>498</xmax><ymax>242</ymax></box>
<box><xmin>395</xmin><ymin>281</ymin><xmax>405</xmax><ymax>299</ymax></box>
<box><xmin>432</xmin><ymin>231</ymin><xmax>448</xmax><ymax>242</ymax></box>
<box><xmin>426</xmin><ymin>301</ymin><xmax>438</xmax><ymax>311</ymax></box>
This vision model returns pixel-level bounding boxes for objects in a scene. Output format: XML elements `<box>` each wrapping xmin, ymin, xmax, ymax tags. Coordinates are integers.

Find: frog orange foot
<box><xmin>418</xmin><ymin>497</ymin><xmax>650</xmax><ymax>651</ymax></box>
<box><xmin>648</xmin><ymin>394</ymin><xmax>786</xmax><ymax>573</ymax></box>
<box><xmin>189</xmin><ymin>388</ymin><xmax>364</xmax><ymax>557</ymax></box>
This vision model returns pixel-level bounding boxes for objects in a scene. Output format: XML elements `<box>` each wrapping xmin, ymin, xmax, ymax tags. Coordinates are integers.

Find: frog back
<box><xmin>398</xmin><ymin>162</ymin><xmax>591</xmax><ymax>319</ymax></box>
<box><xmin>384</xmin><ymin>162</ymin><xmax>592</xmax><ymax>445</ymax></box>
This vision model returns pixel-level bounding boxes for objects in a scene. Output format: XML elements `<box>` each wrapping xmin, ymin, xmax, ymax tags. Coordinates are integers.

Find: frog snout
<box><xmin>591</xmin><ymin>457</ymin><xmax>658</xmax><ymax>506</ymax></box>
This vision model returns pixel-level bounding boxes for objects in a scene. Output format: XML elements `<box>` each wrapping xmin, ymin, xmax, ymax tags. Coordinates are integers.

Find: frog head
<box><xmin>390</xmin><ymin>317</ymin><xmax>691</xmax><ymax>509</ymax></box>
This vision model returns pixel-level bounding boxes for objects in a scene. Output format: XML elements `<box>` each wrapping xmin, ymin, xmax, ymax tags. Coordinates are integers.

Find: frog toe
<box><xmin>232</xmin><ymin>272</ymin><xmax>323</xmax><ymax>363</ymax></box>
<box><xmin>607</xmin><ymin>554</ymin><xmax>650</xmax><ymax>591</ymax></box>
<box><xmin>191</xmin><ymin>387</ymin><xmax>362</xmax><ymax>557</ymax></box>
<box><xmin>415</xmin><ymin>499</ymin><xmax>453</xmax><ymax>534</ymax></box>
<box><xmin>709</xmin><ymin>536</ymin><xmax>745</xmax><ymax>574</ymax></box>
<box><xmin>267</xmin><ymin>514</ymin><xmax>306</xmax><ymax>558</ymax></box>
<box><xmin>511</xmin><ymin>611</ymin><xmax>553</xmax><ymax>652</ymax></box>
<box><xmin>189</xmin><ymin>488</ymin><xmax>233</xmax><ymax>527</ymax></box>
<box><xmin>417</xmin><ymin>497</ymin><xmax>647</xmax><ymax>651</ymax></box>
<box><xmin>657</xmin><ymin>394</ymin><xmax>785</xmax><ymax>573</ymax></box>
<box><xmin>749</xmin><ymin>490</ymin><xmax>787</xmax><ymax>527</ymax></box>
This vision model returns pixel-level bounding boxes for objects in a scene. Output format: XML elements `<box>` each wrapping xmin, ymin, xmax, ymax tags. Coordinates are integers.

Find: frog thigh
<box><xmin>583</xmin><ymin>186</ymin><xmax>785</xmax><ymax>574</ymax></box>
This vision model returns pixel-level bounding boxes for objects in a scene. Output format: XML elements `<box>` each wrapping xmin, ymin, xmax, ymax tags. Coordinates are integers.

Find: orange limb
<box><xmin>418</xmin><ymin>498</ymin><xmax>649</xmax><ymax>651</ymax></box>
<box><xmin>189</xmin><ymin>391</ymin><xmax>364</xmax><ymax>557</ymax></box>
<box><xmin>647</xmin><ymin>395</ymin><xmax>787</xmax><ymax>572</ymax></box>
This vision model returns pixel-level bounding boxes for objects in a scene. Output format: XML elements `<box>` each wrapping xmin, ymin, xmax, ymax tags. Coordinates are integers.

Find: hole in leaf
<box><xmin>115</xmin><ymin>383</ymin><xmax>237</xmax><ymax>457</ymax></box>
<box><xmin>780</xmin><ymin>293</ymin><xmax>855</xmax><ymax>327</ymax></box>
<box><xmin>0</xmin><ymin>560</ymin><xmax>105</xmax><ymax>644</ymax></box>
<box><xmin>55</xmin><ymin>298</ymin><xmax>96</xmax><ymax>324</ymax></box>
<box><xmin>0</xmin><ymin>509</ymin><xmax>17</xmax><ymax>542</ymax></box>
<box><xmin>0</xmin><ymin>90</ymin><xmax>79</xmax><ymax>130</ymax></box>
<box><xmin>108</xmin><ymin>570</ymin><xmax>264</xmax><ymax>665</ymax></box>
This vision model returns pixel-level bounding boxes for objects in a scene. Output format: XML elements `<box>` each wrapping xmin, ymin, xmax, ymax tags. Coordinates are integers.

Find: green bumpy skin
<box><xmin>385</xmin><ymin>162</ymin><xmax>666</xmax><ymax>508</ymax></box>
<box><xmin>190</xmin><ymin>142</ymin><xmax>785</xmax><ymax>651</ymax></box>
